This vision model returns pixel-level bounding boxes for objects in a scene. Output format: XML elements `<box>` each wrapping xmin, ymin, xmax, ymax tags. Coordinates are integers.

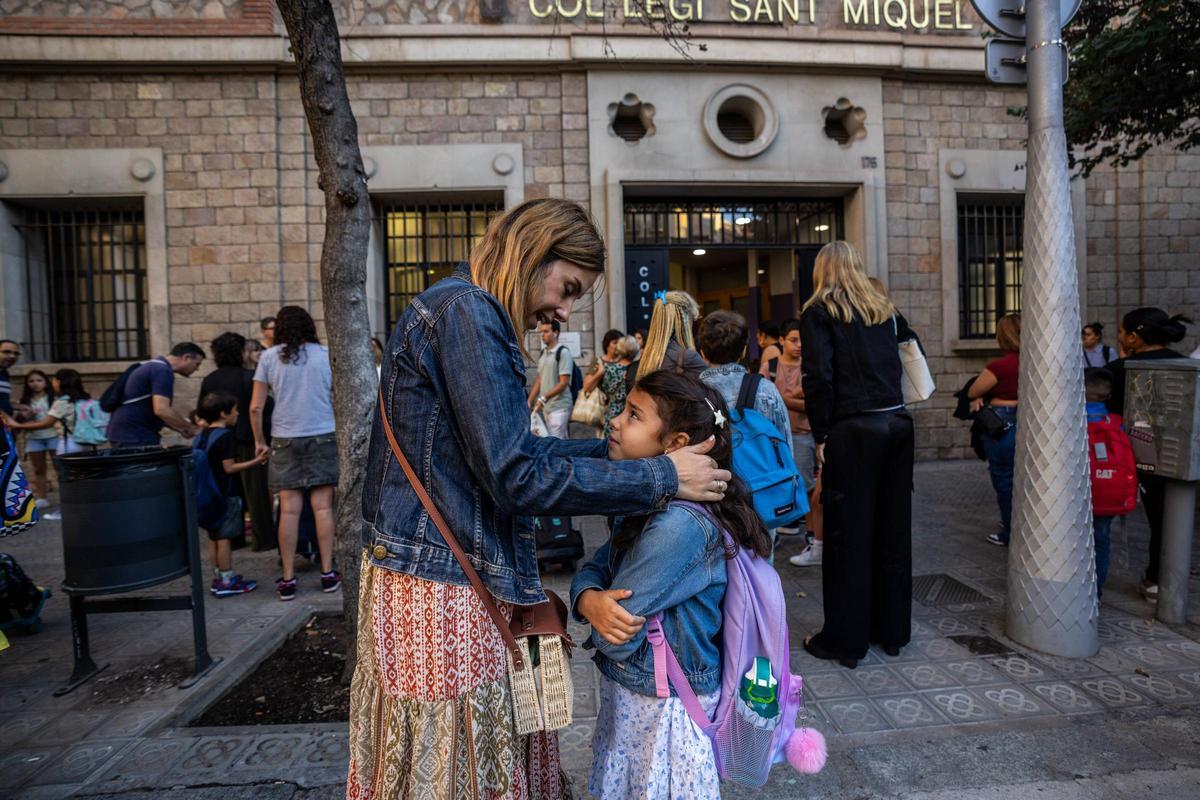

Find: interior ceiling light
<box><xmin>735</xmin><ymin>216</ymin><xmax>752</xmax><ymax>225</ymax></box>
<box><xmin>814</xmin><ymin>224</ymin><xmax>830</xmax><ymax>232</ymax></box>
<box><xmin>693</xmin><ymin>248</ymin><xmax>707</xmax><ymax>256</ymax></box>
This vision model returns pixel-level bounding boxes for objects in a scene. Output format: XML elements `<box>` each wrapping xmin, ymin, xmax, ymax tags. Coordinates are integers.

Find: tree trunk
<box><xmin>275</xmin><ymin>0</ymin><xmax>373</xmax><ymax>681</ymax></box>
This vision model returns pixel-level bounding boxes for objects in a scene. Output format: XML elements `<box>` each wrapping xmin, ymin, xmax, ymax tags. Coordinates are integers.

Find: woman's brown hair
<box><xmin>995</xmin><ymin>313</ymin><xmax>1021</xmax><ymax>353</ymax></box>
<box><xmin>469</xmin><ymin>198</ymin><xmax>605</xmax><ymax>351</ymax></box>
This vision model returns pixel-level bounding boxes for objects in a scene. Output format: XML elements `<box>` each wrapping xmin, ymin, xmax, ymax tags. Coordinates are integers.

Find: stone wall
<box><xmin>0</xmin><ymin>0</ymin><xmax>245</xmax><ymax>19</ymax></box>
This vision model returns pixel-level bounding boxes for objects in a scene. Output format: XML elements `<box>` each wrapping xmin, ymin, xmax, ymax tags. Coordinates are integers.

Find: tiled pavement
<box><xmin>1</xmin><ymin>460</ymin><xmax>1198</xmax><ymax>798</ymax></box>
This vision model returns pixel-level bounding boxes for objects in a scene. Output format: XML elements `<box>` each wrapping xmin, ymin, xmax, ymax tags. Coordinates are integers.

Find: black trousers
<box><xmin>811</xmin><ymin>409</ymin><xmax>914</xmax><ymax>660</ymax></box>
<box><xmin>1138</xmin><ymin>472</ymin><xmax>1166</xmax><ymax>584</ymax></box>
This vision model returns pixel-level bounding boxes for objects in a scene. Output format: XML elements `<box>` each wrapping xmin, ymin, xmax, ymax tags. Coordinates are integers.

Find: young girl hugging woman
<box><xmin>571</xmin><ymin>369</ymin><xmax>771</xmax><ymax>800</ymax></box>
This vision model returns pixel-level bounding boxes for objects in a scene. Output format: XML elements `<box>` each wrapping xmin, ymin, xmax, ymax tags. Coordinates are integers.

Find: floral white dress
<box><xmin>588</xmin><ymin>673</ymin><xmax>721</xmax><ymax>800</ymax></box>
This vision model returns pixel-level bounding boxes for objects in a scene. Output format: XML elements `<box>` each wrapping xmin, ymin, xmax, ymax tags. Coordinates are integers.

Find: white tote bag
<box><xmin>894</xmin><ymin>317</ymin><xmax>935</xmax><ymax>404</ymax></box>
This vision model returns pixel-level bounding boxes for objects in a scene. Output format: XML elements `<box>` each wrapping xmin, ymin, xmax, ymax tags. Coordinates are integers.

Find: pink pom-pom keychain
<box><xmin>784</xmin><ymin>726</ymin><xmax>828</xmax><ymax>774</ymax></box>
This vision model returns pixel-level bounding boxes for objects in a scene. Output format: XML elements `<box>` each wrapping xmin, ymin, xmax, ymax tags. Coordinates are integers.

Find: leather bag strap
<box><xmin>376</xmin><ymin>385</ymin><xmax>527</xmax><ymax>671</ymax></box>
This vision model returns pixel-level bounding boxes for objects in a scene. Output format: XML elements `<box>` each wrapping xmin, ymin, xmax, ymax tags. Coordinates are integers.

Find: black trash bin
<box><xmin>57</xmin><ymin>445</ymin><xmax>194</xmax><ymax>595</ymax></box>
<box><xmin>51</xmin><ymin>445</ymin><xmax>218</xmax><ymax>695</ymax></box>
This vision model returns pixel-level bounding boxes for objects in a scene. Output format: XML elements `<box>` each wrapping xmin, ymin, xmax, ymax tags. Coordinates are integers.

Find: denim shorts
<box><xmin>204</xmin><ymin>495</ymin><xmax>245</xmax><ymax>542</ymax></box>
<box><xmin>24</xmin><ymin>436</ymin><xmax>58</xmax><ymax>454</ymax></box>
<box><xmin>268</xmin><ymin>433</ymin><xmax>339</xmax><ymax>491</ymax></box>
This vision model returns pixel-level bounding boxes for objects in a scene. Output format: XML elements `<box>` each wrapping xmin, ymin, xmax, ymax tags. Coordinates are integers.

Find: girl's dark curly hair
<box><xmin>274</xmin><ymin>306</ymin><xmax>319</xmax><ymax>364</ymax></box>
<box><xmin>53</xmin><ymin>369</ymin><xmax>89</xmax><ymax>402</ymax></box>
<box><xmin>210</xmin><ymin>331</ymin><xmax>248</xmax><ymax>369</ymax></box>
<box><xmin>613</xmin><ymin>369</ymin><xmax>771</xmax><ymax>560</ymax></box>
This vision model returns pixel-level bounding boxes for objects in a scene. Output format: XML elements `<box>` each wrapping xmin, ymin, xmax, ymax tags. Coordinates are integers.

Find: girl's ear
<box><xmin>661</xmin><ymin>430</ymin><xmax>691</xmax><ymax>454</ymax></box>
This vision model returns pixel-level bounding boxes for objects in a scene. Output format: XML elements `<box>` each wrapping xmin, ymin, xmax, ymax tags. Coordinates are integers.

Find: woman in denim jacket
<box><xmin>348</xmin><ymin>199</ymin><xmax>733</xmax><ymax>800</ymax></box>
<box><xmin>571</xmin><ymin>370</ymin><xmax>770</xmax><ymax>799</ymax></box>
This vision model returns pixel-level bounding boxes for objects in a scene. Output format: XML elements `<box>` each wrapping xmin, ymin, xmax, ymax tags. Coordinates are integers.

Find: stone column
<box><xmin>1005</xmin><ymin>0</ymin><xmax>1099</xmax><ymax>657</ymax></box>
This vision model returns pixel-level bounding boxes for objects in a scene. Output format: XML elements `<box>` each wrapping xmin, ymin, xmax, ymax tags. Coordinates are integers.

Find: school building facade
<box><xmin>0</xmin><ymin>0</ymin><xmax>1197</xmax><ymax>458</ymax></box>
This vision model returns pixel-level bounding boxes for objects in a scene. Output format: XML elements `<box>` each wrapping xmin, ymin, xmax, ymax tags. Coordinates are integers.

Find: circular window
<box><xmin>703</xmin><ymin>84</ymin><xmax>778</xmax><ymax>159</ymax></box>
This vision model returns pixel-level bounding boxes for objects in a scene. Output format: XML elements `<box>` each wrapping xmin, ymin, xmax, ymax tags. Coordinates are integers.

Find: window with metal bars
<box><xmin>377</xmin><ymin>199</ymin><xmax>503</xmax><ymax>331</ymax></box>
<box><xmin>13</xmin><ymin>204</ymin><xmax>148</xmax><ymax>363</ymax></box>
<box><xmin>957</xmin><ymin>195</ymin><xmax>1025</xmax><ymax>339</ymax></box>
<box><xmin>623</xmin><ymin>199</ymin><xmax>842</xmax><ymax>248</ymax></box>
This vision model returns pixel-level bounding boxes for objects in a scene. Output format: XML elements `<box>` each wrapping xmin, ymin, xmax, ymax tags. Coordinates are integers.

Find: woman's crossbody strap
<box><xmin>376</xmin><ymin>386</ymin><xmax>527</xmax><ymax>671</ymax></box>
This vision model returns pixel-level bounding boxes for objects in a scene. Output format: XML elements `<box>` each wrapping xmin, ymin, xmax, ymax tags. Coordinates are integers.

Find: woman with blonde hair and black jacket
<box><xmin>800</xmin><ymin>241</ymin><xmax>920</xmax><ymax>669</ymax></box>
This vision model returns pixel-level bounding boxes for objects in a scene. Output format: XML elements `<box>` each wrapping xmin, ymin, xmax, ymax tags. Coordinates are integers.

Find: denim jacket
<box><xmin>699</xmin><ymin>363</ymin><xmax>794</xmax><ymax>456</ymax></box>
<box><xmin>570</xmin><ymin>502</ymin><xmax>727</xmax><ymax>697</ymax></box>
<box><xmin>362</xmin><ymin>266</ymin><xmax>678</xmax><ymax>605</ymax></box>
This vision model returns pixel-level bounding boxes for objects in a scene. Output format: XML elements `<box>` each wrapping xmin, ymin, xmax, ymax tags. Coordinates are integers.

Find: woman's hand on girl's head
<box><xmin>668</xmin><ymin>436</ymin><xmax>734</xmax><ymax>503</ymax></box>
<box><xmin>577</xmin><ymin>588</ymin><xmax>645</xmax><ymax>645</ymax></box>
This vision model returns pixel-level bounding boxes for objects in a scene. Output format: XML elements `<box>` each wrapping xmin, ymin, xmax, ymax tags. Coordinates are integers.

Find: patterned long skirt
<box><xmin>346</xmin><ymin>553</ymin><xmax>571</xmax><ymax>800</ymax></box>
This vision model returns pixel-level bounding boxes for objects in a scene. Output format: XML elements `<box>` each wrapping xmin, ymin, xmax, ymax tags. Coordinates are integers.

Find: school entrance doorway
<box><xmin>622</xmin><ymin>197</ymin><xmax>844</xmax><ymax>352</ymax></box>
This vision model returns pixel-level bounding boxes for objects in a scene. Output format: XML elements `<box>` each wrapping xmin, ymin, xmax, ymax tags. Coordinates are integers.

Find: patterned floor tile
<box><xmin>1087</xmin><ymin>645</ymin><xmax>1143</xmax><ymax>674</ymax></box>
<box><xmin>873</xmin><ymin>694</ymin><xmax>950</xmax><ymax>729</ymax></box>
<box><xmin>1119</xmin><ymin>673</ymin><xmax>1195</xmax><ymax>704</ymax></box>
<box><xmin>912</xmin><ymin>616</ymin><xmax>971</xmax><ymax>637</ymax></box>
<box><xmin>293</xmin><ymin>733</ymin><xmax>349</xmax><ymax>768</ymax></box>
<box><xmin>1110</xmin><ymin>617</ymin><xmax>1175</xmax><ymax>641</ymax></box>
<box><xmin>236</xmin><ymin>734</ymin><xmax>307</xmax><ymax>770</ymax></box>
<box><xmin>1075</xmin><ymin>676</ymin><xmax>1149</xmax><ymax>707</ymax></box>
<box><xmin>817</xmin><ymin>699</ymin><xmax>892</xmax><ymax>734</ymax></box>
<box><xmin>0</xmin><ymin>749</ymin><xmax>59</xmax><ymax>790</ymax></box>
<box><xmin>988</xmin><ymin>655</ymin><xmax>1058</xmax><ymax>683</ymax></box>
<box><xmin>849</xmin><ymin>666</ymin><xmax>912</xmax><ymax>696</ymax></box>
<box><xmin>974</xmin><ymin>685</ymin><xmax>1058</xmax><ymax>719</ymax></box>
<box><xmin>92</xmin><ymin>737</ymin><xmax>190</xmax><ymax>789</ymax></box>
<box><xmin>24</xmin><ymin>739</ymin><xmax>133</xmax><ymax>787</ymax></box>
<box><xmin>1172</xmin><ymin>668</ymin><xmax>1200</xmax><ymax>690</ymax></box>
<box><xmin>161</xmin><ymin>735</ymin><xmax>256</xmax><ymax>783</ymax></box>
<box><xmin>911</xmin><ymin>637</ymin><xmax>971</xmax><ymax>661</ymax></box>
<box><xmin>1028</xmin><ymin>681</ymin><xmax>1103</xmax><ymax>714</ymax></box>
<box><xmin>942</xmin><ymin>659</ymin><xmax>1009</xmax><ymax>686</ymax></box>
<box><xmin>1164</xmin><ymin>640</ymin><xmax>1200</xmax><ymax>664</ymax></box>
<box><xmin>1026</xmin><ymin>653</ymin><xmax>1107</xmax><ymax>679</ymax></box>
<box><xmin>909</xmin><ymin>620</ymin><xmax>940</xmax><ymax>640</ymax></box>
<box><xmin>896</xmin><ymin>663</ymin><xmax>961</xmax><ymax>689</ymax></box>
<box><xmin>23</xmin><ymin>709</ymin><xmax>107</xmax><ymax>744</ymax></box>
<box><xmin>805</xmin><ymin>670</ymin><xmax>861</xmax><ymax>700</ymax></box>
<box><xmin>1116</xmin><ymin>642</ymin><xmax>1189</xmax><ymax>669</ymax></box>
<box><xmin>924</xmin><ymin>688</ymin><xmax>1002</xmax><ymax>723</ymax></box>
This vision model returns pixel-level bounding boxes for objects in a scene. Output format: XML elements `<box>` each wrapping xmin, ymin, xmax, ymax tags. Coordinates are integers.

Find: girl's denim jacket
<box><xmin>362</xmin><ymin>266</ymin><xmax>679</xmax><ymax>606</ymax></box>
<box><xmin>570</xmin><ymin>502</ymin><xmax>727</xmax><ymax>698</ymax></box>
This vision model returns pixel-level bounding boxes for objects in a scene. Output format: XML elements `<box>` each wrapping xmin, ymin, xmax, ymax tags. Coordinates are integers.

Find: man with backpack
<box><xmin>527</xmin><ymin>320</ymin><xmax>579</xmax><ymax>439</ymax></box>
<box><xmin>193</xmin><ymin>392</ymin><xmax>267</xmax><ymax>596</ymax></box>
<box><xmin>1085</xmin><ymin>368</ymin><xmax>1138</xmax><ymax>598</ymax></box>
<box><xmin>105</xmin><ymin>343</ymin><xmax>204</xmax><ymax>447</ymax></box>
<box><xmin>698</xmin><ymin>311</ymin><xmax>801</xmax><ymax>558</ymax></box>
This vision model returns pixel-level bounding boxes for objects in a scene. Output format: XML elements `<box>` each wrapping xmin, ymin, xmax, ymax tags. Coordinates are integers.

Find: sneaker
<box><xmin>776</xmin><ymin>526</ymin><xmax>803</xmax><ymax>536</ymax></box>
<box><xmin>276</xmin><ymin>578</ymin><xmax>297</xmax><ymax>601</ymax></box>
<box><xmin>211</xmin><ymin>575</ymin><xmax>258</xmax><ymax>597</ymax></box>
<box><xmin>1141</xmin><ymin>581</ymin><xmax>1158</xmax><ymax>601</ymax></box>
<box><xmin>986</xmin><ymin>532</ymin><xmax>1009</xmax><ymax>546</ymax></box>
<box><xmin>789</xmin><ymin>542</ymin><xmax>823</xmax><ymax>567</ymax></box>
<box><xmin>321</xmin><ymin>570</ymin><xmax>342</xmax><ymax>593</ymax></box>
<box><xmin>41</xmin><ymin>510</ymin><xmax>61</xmax><ymax>520</ymax></box>
<box><xmin>34</xmin><ymin>498</ymin><xmax>49</xmax><ymax>510</ymax></box>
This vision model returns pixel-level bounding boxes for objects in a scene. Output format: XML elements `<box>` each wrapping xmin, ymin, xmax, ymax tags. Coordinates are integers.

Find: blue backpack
<box><xmin>729</xmin><ymin>374</ymin><xmax>809</xmax><ymax>529</ymax></box>
<box><xmin>71</xmin><ymin>399</ymin><xmax>110</xmax><ymax>446</ymax></box>
<box><xmin>556</xmin><ymin>345</ymin><xmax>584</xmax><ymax>404</ymax></box>
<box><xmin>192</xmin><ymin>428</ymin><xmax>230</xmax><ymax>530</ymax></box>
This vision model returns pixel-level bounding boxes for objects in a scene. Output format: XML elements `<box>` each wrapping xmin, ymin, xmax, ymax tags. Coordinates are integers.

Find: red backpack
<box><xmin>1088</xmin><ymin>412</ymin><xmax>1137</xmax><ymax>516</ymax></box>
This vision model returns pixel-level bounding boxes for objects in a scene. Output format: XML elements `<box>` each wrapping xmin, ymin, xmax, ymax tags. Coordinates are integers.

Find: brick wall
<box><xmin>0</xmin><ymin>0</ymin><xmax>273</xmax><ymax>35</ymax></box>
<box><xmin>882</xmin><ymin>79</ymin><xmax>1200</xmax><ymax>460</ymax></box>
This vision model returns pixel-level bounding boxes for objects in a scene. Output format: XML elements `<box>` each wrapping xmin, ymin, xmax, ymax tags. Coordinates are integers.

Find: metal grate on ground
<box><xmin>912</xmin><ymin>573</ymin><xmax>993</xmax><ymax>607</ymax></box>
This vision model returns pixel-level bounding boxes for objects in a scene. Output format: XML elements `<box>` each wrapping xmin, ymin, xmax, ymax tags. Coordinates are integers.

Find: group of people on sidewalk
<box><xmin>348</xmin><ymin>199</ymin><xmax>917</xmax><ymax>799</ymax></box>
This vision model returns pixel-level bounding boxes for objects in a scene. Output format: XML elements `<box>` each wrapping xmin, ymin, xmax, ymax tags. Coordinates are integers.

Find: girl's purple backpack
<box><xmin>647</xmin><ymin>501</ymin><xmax>826</xmax><ymax>788</ymax></box>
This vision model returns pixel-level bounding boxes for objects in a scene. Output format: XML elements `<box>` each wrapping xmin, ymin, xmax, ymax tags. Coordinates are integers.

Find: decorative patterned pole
<box><xmin>1005</xmin><ymin>0</ymin><xmax>1099</xmax><ymax>657</ymax></box>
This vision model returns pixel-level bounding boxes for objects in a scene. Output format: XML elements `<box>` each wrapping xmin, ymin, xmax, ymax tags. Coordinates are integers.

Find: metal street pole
<box><xmin>1005</xmin><ymin>0</ymin><xmax>1099</xmax><ymax>657</ymax></box>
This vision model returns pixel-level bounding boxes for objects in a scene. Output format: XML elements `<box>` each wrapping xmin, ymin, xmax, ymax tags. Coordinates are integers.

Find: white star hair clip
<box><xmin>705</xmin><ymin>398</ymin><xmax>726</xmax><ymax>429</ymax></box>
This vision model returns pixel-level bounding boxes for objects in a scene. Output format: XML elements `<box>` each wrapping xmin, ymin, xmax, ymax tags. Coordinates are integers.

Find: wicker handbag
<box><xmin>377</xmin><ymin>390</ymin><xmax>574</xmax><ymax>734</ymax></box>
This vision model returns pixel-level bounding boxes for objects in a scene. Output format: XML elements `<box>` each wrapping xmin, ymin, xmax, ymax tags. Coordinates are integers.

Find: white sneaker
<box><xmin>35</xmin><ymin>498</ymin><xmax>50</xmax><ymax>510</ymax></box>
<box><xmin>789</xmin><ymin>542</ymin><xmax>823</xmax><ymax>567</ymax></box>
<box><xmin>42</xmin><ymin>511</ymin><xmax>61</xmax><ymax>520</ymax></box>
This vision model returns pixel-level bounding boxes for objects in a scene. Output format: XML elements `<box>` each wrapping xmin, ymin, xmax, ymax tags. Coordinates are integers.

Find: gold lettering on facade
<box><xmin>954</xmin><ymin>1</ymin><xmax>972</xmax><ymax>28</ymax></box>
<box><xmin>624</xmin><ymin>0</ymin><xmax>643</xmax><ymax>17</ymax></box>
<box><xmin>730</xmin><ymin>0</ymin><xmax>753</xmax><ymax>21</ymax></box>
<box><xmin>556</xmin><ymin>0</ymin><xmax>583</xmax><ymax>16</ymax></box>
<box><xmin>585</xmin><ymin>0</ymin><xmax>604</xmax><ymax>17</ymax></box>
<box><xmin>882</xmin><ymin>0</ymin><xmax>906</xmax><ymax>27</ymax></box>
<box><xmin>933</xmin><ymin>0</ymin><xmax>953</xmax><ymax>28</ymax></box>
<box><xmin>909</xmin><ymin>0</ymin><xmax>929</xmax><ymax>27</ymax></box>
<box><xmin>667</xmin><ymin>0</ymin><xmax>699</xmax><ymax>19</ymax></box>
<box><xmin>530</xmin><ymin>0</ymin><xmax>554</xmax><ymax>17</ymax></box>
<box><xmin>843</xmin><ymin>0</ymin><xmax>869</xmax><ymax>24</ymax></box>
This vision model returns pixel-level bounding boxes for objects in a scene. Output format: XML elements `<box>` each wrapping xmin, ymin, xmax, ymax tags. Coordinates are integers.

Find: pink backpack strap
<box><xmin>646</xmin><ymin>614</ymin><xmax>715</xmax><ymax>735</ymax></box>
